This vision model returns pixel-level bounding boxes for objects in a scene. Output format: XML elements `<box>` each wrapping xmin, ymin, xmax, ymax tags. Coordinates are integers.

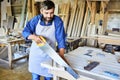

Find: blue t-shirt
<box><xmin>22</xmin><ymin>14</ymin><xmax>66</xmax><ymax>49</ymax></box>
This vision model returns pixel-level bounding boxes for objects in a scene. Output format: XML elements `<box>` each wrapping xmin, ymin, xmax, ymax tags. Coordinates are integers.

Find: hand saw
<box><xmin>37</xmin><ymin>36</ymin><xmax>79</xmax><ymax>79</ymax></box>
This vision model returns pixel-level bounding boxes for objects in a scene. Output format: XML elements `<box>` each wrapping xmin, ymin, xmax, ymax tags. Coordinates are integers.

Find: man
<box><xmin>22</xmin><ymin>0</ymin><xmax>66</xmax><ymax>80</ymax></box>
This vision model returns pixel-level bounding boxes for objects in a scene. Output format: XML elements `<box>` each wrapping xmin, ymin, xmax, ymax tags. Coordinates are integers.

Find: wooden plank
<box><xmin>32</xmin><ymin>0</ymin><xmax>37</xmax><ymax>17</ymax></box>
<box><xmin>41</xmin><ymin>60</ymin><xmax>93</xmax><ymax>80</ymax></box>
<box><xmin>72</xmin><ymin>2</ymin><xmax>81</xmax><ymax>37</ymax></box>
<box><xmin>62</xmin><ymin>3</ymin><xmax>66</xmax><ymax>21</ymax></box>
<box><xmin>86</xmin><ymin>24</ymin><xmax>96</xmax><ymax>46</ymax></box>
<box><xmin>42</xmin><ymin>46</ymin><xmax>120</xmax><ymax>80</ymax></box>
<box><xmin>91</xmin><ymin>2</ymin><xmax>96</xmax><ymax>24</ymax></box>
<box><xmin>0</xmin><ymin>58</ymin><xmax>9</xmax><ymax>64</ymax></box>
<box><xmin>6</xmin><ymin>3</ymin><xmax>12</xmax><ymax>16</ymax></box>
<box><xmin>6</xmin><ymin>0</ymin><xmax>12</xmax><ymax>16</ymax></box>
<box><xmin>0</xmin><ymin>47</ymin><xmax>7</xmax><ymax>56</ymax></box>
<box><xmin>27</xmin><ymin>0</ymin><xmax>33</xmax><ymax>20</ymax></box>
<box><xmin>81</xmin><ymin>6</ymin><xmax>89</xmax><ymax>37</ymax></box>
<box><xmin>54</xmin><ymin>4</ymin><xmax>58</xmax><ymax>15</ymax></box>
<box><xmin>67</xmin><ymin>0</ymin><xmax>78</xmax><ymax>37</ymax></box>
<box><xmin>88</xmin><ymin>0</ymin><xmax>110</xmax><ymax>1</ymax></box>
<box><xmin>100</xmin><ymin>1</ymin><xmax>109</xmax><ymax>34</ymax></box>
<box><xmin>0</xmin><ymin>27</ymin><xmax>6</xmax><ymax>36</ymax></box>
<box><xmin>19</xmin><ymin>0</ymin><xmax>27</xmax><ymax>28</ymax></box>
<box><xmin>86</xmin><ymin>0</ymin><xmax>92</xmax><ymax>12</ymax></box>
<box><xmin>13</xmin><ymin>55</ymin><xmax>28</xmax><ymax>62</ymax></box>
<box><xmin>64</xmin><ymin>2</ymin><xmax>70</xmax><ymax>32</ymax></box>
<box><xmin>76</xmin><ymin>1</ymin><xmax>85</xmax><ymax>37</ymax></box>
<box><xmin>1</xmin><ymin>0</ymin><xmax>7</xmax><ymax>27</ymax></box>
<box><xmin>102</xmin><ymin>11</ymin><xmax>108</xmax><ymax>35</ymax></box>
<box><xmin>65</xmin><ymin>46</ymin><xmax>120</xmax><ymax>80</ymax></box>
<box><xmin>7</xmin><ymin>16</ymin><xmax>14</xmax><ymax>30</ymax></box>
<box><xmin>71</xmin><ymin>5</ymin><xmax>80</xmax><ymax>37</ymax></box>
<box><xmin>75</xmin><ymin>2</ymin><xmax>83</xmax><ymax>37</ymax></box>
<box><xmin>38</xmin><ymin>41</ymin><xmax>79</xmax><ymax>79</ymax></box>
<box><xmin>98</xmin><ymin>37</ymin><xmax>120</xmax><ymax>46</ymax></box>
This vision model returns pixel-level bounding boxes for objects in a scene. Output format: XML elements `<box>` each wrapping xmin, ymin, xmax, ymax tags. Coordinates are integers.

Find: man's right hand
<box><xmin>28</xmin><ymin>34</ymin><xmax>44</xmax><ymax>44</ymax></box>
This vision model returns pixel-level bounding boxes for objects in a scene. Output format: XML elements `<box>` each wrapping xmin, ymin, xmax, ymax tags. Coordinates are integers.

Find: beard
<box><xmin>43</xmin><ymin>17</ymin><xmax>53</xmax><ymax>22</ymax></box>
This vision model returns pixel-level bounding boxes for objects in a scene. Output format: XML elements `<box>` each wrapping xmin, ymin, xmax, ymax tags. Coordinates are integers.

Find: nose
<box><xmin>48</xmin><ymin>14</ymin><xmax>51</xmax><ymax>17</ymax></box>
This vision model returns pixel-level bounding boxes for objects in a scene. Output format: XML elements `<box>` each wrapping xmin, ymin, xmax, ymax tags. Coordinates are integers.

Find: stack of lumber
<box><xmin>66</xmin><ymin>0</ymin><xmax>86</xmax><ymax>38</ymax></box>
<box><xmin>80</xmin><ymin>0</ymin><xmax>111</xmax><ymax>47</ymax></box>
<box><xmin>58</xmin><ymin>2</ymin><xmax>70</xmax><ymax>32</ymax></box>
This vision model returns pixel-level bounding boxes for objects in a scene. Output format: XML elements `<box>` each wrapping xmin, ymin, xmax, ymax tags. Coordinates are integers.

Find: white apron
<box><xmin>29</xmin><ymin>19</ymin><xmax>56</xmax><ymax>77</ymax></box>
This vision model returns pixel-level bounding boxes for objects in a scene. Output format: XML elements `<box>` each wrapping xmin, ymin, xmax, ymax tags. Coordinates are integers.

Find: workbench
<box><xmin>66</xmin><ymin>38</ymin><xmax>81</xmax><ymax>52</ymax></box>
<box><xmin>0</xmin><ymin>36</ymin><xmax>28</xmax><ymax>69</ymax></box>
<box><xmin>41</xmin><ymin>46</ymin><xmax>120</xmax><ymax>80</ymax></box>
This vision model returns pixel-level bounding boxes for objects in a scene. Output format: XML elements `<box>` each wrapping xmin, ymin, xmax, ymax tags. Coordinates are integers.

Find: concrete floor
<box><xmin>0</xmin><ymin>61</ymin><xmax>66</xmax><ymax>80</ymax></box>
<box><xmin>0</xmin><ymin>61</ymin><xmax>45</xmax><ymax>80</ymax></box>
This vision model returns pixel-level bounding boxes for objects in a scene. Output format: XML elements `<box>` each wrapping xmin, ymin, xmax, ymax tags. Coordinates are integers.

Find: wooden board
<box><xmin>65</xmin><ymin>46</ymin><xmax>120</xmax><ymax>80</ymax></box>
<box><xmin>7</xmin><ymin>16</ymin><xmax>14</xmax><ymax>30</ymax></box>
<box><xmin>19</xmin><ymin>0</ymin><xmax>27</xmax><ymax>28</ymax></box>
<box><xmin>71</xmin><ymin>5</ymin><xmax>80</xmax><ymax>37</ymax></box>
<box><xmin>67</xmin><ymin>0</ymin><xmax>78</xmax><ymax>37</ymax></box>
<box><xmin>38</xmin><ymin>42</ymin><xmax>79</xmax><ymax>79</ymax></box>
<box><xmin>81</xmin><ymin>6</ymin><xmax>89</xmax><ymax>37</ymax></box>
<box><xmin>76</xmin><ymin>1</ymin><xmax>85</xmax><ymax>37</ymax></box>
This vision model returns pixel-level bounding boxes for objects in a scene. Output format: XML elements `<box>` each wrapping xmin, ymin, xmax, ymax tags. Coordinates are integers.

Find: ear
<box><xmin>40</xmin><ymin>9</ymin><xmax>43</xmax><ymax>14</ymax></box>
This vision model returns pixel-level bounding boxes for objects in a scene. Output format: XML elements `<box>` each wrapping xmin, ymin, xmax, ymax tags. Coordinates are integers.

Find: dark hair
<box><xmin>41</xmin><ymin>0</ymin><xmax>55</xmax><ymax>10</ymax></box>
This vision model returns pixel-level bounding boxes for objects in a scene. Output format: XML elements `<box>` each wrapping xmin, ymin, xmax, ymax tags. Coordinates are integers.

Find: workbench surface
<box><xmin>42</xmin><ymin>46</ymin><xmax>120</xmax><ymax>80</ymax></box>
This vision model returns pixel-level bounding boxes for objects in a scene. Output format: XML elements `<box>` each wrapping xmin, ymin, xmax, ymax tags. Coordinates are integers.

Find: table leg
<box><xmin>8</xmin><ymin>43</ymin><xmax>13</xmax><ymax>69</ymax></box>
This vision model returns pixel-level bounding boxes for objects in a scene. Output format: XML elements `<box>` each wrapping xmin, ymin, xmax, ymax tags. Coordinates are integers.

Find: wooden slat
<box><xmin>64</xmin><ymin>2</ymin><xmax>70</xmax><ymax>32</ymax></box>
<box><xmin>71</xmin><ymin>5</ymin><xmax>79</xmax><ymax>37</ymax></box>
<box><xmin>76</xmin><ymin>1</ymin><xmax>85</xmax><ymax>37</ymax></box>
<box><xmin>81</xmin><ymin>6</ymin><xmax>89</xmax><ymax>37</ymax></box>
<box><xmin>98</xmin><ymin>36</ymin><xmax>120</xmax><ymax>46</ymax></box>
<box><xmin>72</xmin><ymin>1</ymin><xmax>82</xmax><ymax>37</ymax></box>
<box><xmin>1</xmin><ymin>0</ymin><xmax>7</xmax><ymax>27</ymax></box>
<box><xmin>7</xmin><ymin>16</ymin><xmax>14</xmax><ymax>30</ymax></box>
<box><xmin>6</xmin><ymin>2</ymin><xmax>12</xmax><ymax>16</ymax></box>
<box><xmin>67</xmin><ymin>0</ymin><xmax>78</xmax><ymax>37</ymax></box>
<box><xmin>19</xmin><ymin>0</ymin><xmax>27</xmax><ymax>28</ymax></box>
<box><xmin>27</xmin><ymin>0</ymin><xmax>33</xmax><ymax>20</ymax></box>
<box><xmin>88</xmin><ymin>0</ymin><xmax>110</xmax><ymax>1</ymax></box>
<box><xmin>54</xmin><ymin>4</ymin><xmax>58</xmax><ymax>15</ymax></box>
<box><xmin>91</xmin><ymin>2</ymin><xmax>96</xmax><ymax>24</ymax></box>
<box><xmin>32</xmin><ymin>0</ymin><xmax>37</xmax><ymax>17</ymax></box>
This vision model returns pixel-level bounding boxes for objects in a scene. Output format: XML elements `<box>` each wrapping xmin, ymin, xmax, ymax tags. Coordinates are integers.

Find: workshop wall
<box><xmin>107</xmin><ymin>14</ymin><xmax>120</xmax><ymax>31</ymax></box>
<box><xmin>107</xmin><ymin>0</ymin><xmax>120</xmax><ymax>32</ymax></box>
<box><xmin>0</xmin><ymin>0</ymin><xmax>120</xmax><ymax>33</ymax></box>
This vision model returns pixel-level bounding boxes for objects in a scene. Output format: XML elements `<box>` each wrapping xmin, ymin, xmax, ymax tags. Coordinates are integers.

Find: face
<box><xmin>41</xmin><ymin>8</ymin><xmax>54</xmax><ymax>22</ymax></box>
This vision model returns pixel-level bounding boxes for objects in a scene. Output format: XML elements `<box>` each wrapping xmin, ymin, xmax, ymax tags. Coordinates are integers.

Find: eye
<box><xmin>45</xmin><ymin>12</ymin><xmax>48</xmax><ymax>14</ymax></box>
<box><xmin>50</xmin><ymin>12</ymin><xmax>54</xmax><ymax>14</ymax></box>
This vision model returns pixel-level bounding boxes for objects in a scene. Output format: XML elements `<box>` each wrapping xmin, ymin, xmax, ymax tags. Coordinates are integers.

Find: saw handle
<box><xmin>39</xmin><ymin>36</ymin><xmax>46</xmax><ymax>43</ymax></box>
<box><xmin>37</xmin><ymin>36</ymin><xmax>46</xmax><ymax>46</ymax></box>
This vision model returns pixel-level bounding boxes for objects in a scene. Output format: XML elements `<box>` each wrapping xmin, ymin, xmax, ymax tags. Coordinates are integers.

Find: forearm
<box><xmin>59</xmin><ymin>48</ymin><xmax>69</xmax><ymax>65</ymax></box>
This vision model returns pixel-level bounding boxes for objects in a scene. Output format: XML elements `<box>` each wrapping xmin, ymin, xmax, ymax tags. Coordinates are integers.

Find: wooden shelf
<box><xmin>88</xmin><ymin>0</ymin><xmax>110</xmax><ymax>1</ymax></box>
<box><xmin>108</xmin><ymin>9</ymin><xmax>120</xmax><ymax>13</ymax></box>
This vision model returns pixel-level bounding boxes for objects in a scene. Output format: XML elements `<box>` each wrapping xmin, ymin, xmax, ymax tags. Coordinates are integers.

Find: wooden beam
<box><xmin>19</xmin><ymin>0</ymin><xmax>27</xmax><ymax>28</ymax></box>
<box><xmin>91</xmin><ymin>2</ymin><xmax>96</xmax><ymax>24</ymax></box>
<box><xmin>86</xmin><ymin>0</ymin><xmax>92</xmax><ymax>12</ymax></box>
<box><xmin>27</xmin><ymin>0</ymin><xmax>33</xmax><ymax>20</ymax></box>
<box><xmin>81</xmin><ymin>6</ymin><xmax>89</xmax><ymax>37</ymax></box>
<box><xmin>77</xmin><ymin>1</ymin><xmax>85</xmax><ymax>37</ymax></box>
<box><xmin>88</xmin><ymin>0</ymin><xmax>110</xmax><ymax>1</ymax></box>
<box><xmin>67</xmin><ymin>0</ymin><xmax>78</xmax><ymax>37</ymax></box>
